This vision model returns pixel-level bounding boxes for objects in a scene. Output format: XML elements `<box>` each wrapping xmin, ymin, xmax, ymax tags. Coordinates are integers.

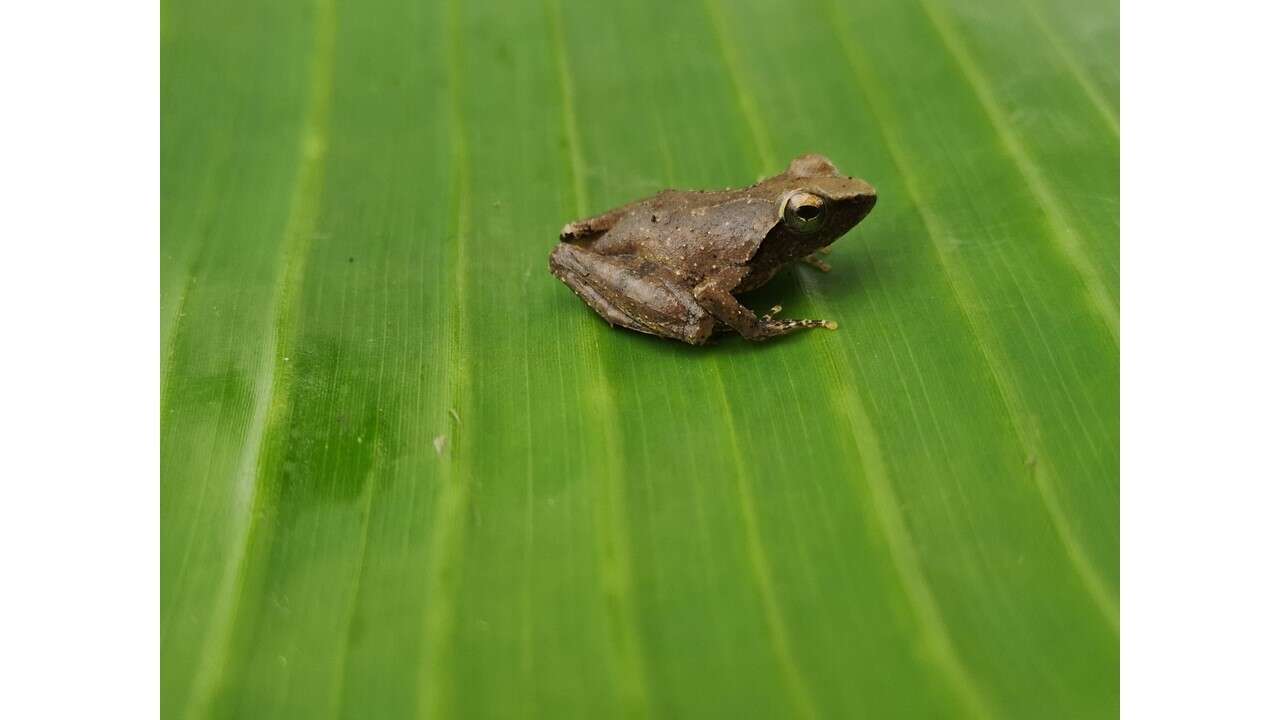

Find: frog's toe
<box><xmin>758</xmin><ymin>305</ymin><xmax>836</xmax><ymax>332</ymax></box>
<box><xmin>765</xmin><ymin>318</ymin><xmax>833</xmax><ymax>334</ymax></box>
<box><xmin>802</xmin><ymin>254</ymin><xmax>832</xmax><ymax>272</ymax></box>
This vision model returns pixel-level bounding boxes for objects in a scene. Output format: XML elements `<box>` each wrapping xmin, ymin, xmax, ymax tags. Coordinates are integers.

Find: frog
<box><xmin>548</xmin><ymin>153</ymin><xmax>877</xmax><ymax>345</ymax></box>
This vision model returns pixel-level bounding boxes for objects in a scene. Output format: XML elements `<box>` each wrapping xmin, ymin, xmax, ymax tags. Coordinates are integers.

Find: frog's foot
<box><xmin>752</xmin><ymin>303</ymin><xmax>834</xmax><ymax>335</ymax></box>
<box><xmin>817</xmin><ymin>246</ymin><xmax>832</xmax><ymax>255</ymax></box>
<box><xmin>695</xmin><ymin>280</ymin><xmax>837</xmax><ymax>342</ymax></box>
<box><xmin>802</xmin><ymin>254</ymin><xmax>832</xmax><ymax>272</ymax></box>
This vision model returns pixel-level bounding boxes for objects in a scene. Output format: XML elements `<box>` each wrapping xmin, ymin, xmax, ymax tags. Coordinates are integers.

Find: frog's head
<box><xmin>775</xmin><ymin>154</ymin><xmax>877</xmax><ymax>249</ymax></box>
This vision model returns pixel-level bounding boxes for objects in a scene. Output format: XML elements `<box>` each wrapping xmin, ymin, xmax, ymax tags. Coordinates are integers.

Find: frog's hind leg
<box><xmin>549</xmin><ymin>244</ymin><xmax>716</xmax><ymax>345</ymax></box>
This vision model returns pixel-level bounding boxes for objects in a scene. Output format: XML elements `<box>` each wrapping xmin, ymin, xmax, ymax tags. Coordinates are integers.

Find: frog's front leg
<box><xmin>549</xmin><ymin>244</ymin><xmax>717</xmax><ymax>345</ymax></box>
<box><xmin>693</xmin><ymin>271</ymin><xmax>836</xmax><ymax>342</ymax></box>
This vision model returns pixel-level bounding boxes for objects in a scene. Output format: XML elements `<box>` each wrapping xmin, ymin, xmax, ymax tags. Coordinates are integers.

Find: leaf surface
<box><xmin>161</xmin><ymin>0</ymin><xmax>1120</xmax><ymax>716</ymax></box>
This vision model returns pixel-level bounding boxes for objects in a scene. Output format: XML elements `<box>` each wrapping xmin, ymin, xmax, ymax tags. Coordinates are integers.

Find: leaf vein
<box><xmin>181</xmin><ymin>0</ymin><xmax>338</xmax><ymax>713</ymax></box>
<box><xmin>419</xmin><ymin>0</ymin><xmax>475</xmax><ymax>714</ymax></box>
<box><xmin>1017</xmin><ymin>0</ymin><xmax>1120</xmax><ymax>134</ymax></box>
<box><xmin>825</xmin><ymin>0</ymin><xmax>1119</xmax><ymax>631</ymax></box>
<box><xmin>918</xmin><ymin>0</ymin><xmax>1119</xmax><ymax>342</ymax></box>
<box><xmin>546</xmin><ymin>0</ymin><xmax>651</xmax><ymax>714</ymax></box>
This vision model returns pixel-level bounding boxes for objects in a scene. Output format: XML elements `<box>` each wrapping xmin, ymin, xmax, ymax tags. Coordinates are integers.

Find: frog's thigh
<box><xmin>550</xmin><ymin>244</ymin><xmax>715</xmax><ymax>345</ymax></box>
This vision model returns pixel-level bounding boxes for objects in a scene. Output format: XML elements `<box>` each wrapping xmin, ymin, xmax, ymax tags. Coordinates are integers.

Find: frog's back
<box><xmin>593</xmin><ymin>187</ymin><xmax>779</xmax><ymax>279</ymax></box>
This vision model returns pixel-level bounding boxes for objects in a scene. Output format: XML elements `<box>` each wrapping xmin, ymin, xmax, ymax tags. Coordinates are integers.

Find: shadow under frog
<box><xmin>550</xmin><ymin>153</ymin><xmax>877</xmax><ymax>345</ymax></box>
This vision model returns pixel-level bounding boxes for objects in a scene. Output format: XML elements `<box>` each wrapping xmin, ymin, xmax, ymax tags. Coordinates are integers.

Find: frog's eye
<box><xmin>783</xmin><ymin>191</ymin><xmax>826</xmax><ymax>233</ymax></box>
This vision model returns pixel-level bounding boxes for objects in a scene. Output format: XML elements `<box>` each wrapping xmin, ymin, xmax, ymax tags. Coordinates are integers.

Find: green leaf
<box><xmin>161</xmin><ymin>0</ymin><xmax>1119</xmax><ymax>716</ymax></box>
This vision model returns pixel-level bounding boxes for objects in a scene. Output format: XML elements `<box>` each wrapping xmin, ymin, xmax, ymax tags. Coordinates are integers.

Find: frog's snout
<box><xmin>859</xmin><ymin>184</ymin><xmax>877</xmax><ymax>209</ymax></box>
<box><xmin>836</xmin><ymin>179</ymin><xmax>877</xmax><ymax>229</ymax></box>
<box><xmin>847</xmin><ymin>178</ymin><xmax>877</xmax><ymax>201</ymax></box>
<box><xmin>813</xmin><ymin>175</ymin><xmax>876</xmax><ymax>205</ymax></box>
<box><xmin>848</xmin><ymin>179</ymin><xmax>876</xmax><ymax>211</ymax></box>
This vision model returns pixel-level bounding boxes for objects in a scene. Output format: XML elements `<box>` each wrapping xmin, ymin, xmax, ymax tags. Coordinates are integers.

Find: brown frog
<box><xmin>549</xmin><ymin>153</ymin><xmax>876</xmax><ymax>345</ymax></box>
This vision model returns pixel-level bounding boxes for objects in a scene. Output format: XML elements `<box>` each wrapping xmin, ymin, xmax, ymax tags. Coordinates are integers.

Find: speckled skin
<box><xmin>549</xmin><ymin>154</ymin><xmax>877</xmax><ymax>345</ymax></box>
